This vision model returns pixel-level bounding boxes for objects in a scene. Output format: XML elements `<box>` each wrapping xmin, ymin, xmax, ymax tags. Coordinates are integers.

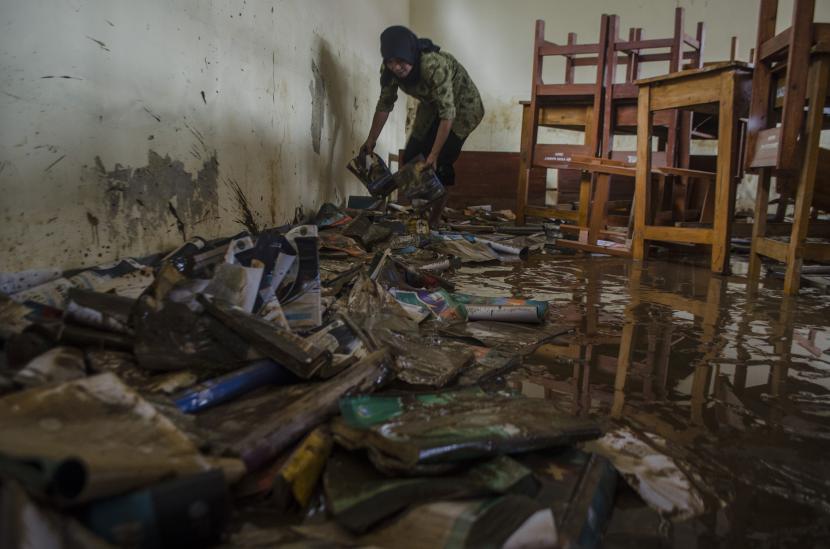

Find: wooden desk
<box><xmin>632</xmin><ymin>62</ymin><xmax>752</xmax><ymax>274</ymax></box>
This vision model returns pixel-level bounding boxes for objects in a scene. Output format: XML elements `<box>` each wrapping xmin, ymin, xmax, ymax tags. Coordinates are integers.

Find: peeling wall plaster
<box><xmin>0</xmin><ymin>0</ymin><xmax>409</xmax><ymax>272</ymax></box>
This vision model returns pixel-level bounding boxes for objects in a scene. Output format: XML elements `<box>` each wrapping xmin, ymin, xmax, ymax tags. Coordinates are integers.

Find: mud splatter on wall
<box><xmin>310</xmin><ymin>60</ymin><xmax>325</xmax><ymax>155</ymax></box>
<box><xmin>95</xmin><ymin>150</ymin><xmax>219</xmax><ymax>249</ymax></box>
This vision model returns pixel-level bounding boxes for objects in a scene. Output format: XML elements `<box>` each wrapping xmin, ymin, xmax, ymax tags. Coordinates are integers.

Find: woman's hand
<box><xmin>425</xmin><ymin>152</ymin><xmax>438</xmax><ymax>169</ymax></box>
<box><xmin>360</xmin><ymin>138</ymin><xmax>376</xmax><ymax>157</ymax></box>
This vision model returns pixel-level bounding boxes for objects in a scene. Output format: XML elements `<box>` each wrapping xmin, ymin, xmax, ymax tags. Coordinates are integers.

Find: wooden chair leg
<box><xmin>588</xmin><ymin>173</ymin><xmax>611</xmax><ymax>243</ymax></box>
<box><xmin>783</xmin><ymin>54</ymin><xmax>830</xmax><ymax>295</ymax></box>
<box><xmin>773</xmin><ymin>187</ymin><xmax>788</xmax><ymax>222</ymax></box>
<box><xmin>672</xmin><ymin>174</ymin><xmax>690</xmax><ymax>221</ymax></box>
<box><xmin>577</xmin><ymin>171</ymin><xmax>593</xmax><ymax>228</ymax></box>
<box><xmin>516</xmin><ymin>104</ymin><xmax>533</xmax><ymax>225</ymax></box>
<box><xmin>748</xmin><ymin>168</ymin><xmax>772</xmax><ymax>289</ymax></box>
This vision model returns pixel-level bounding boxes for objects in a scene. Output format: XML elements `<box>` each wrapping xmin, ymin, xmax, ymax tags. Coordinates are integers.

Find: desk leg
<box><xmin>633</xmin><ymin>86</ymin><xmax>652</xmax><ymax>261</ymax></box>
<box><xmin>712</xmin><ymin>72</ymin><xmax>739</xmax><ymax>274</ymax></box>
<box><xmin>516</xmin><ymin>104</ymin><xmax>532</xmax><ymax>225</ymax></box>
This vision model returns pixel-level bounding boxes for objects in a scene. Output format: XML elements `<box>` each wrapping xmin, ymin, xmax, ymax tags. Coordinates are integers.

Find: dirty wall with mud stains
<box><xmin>0</xmin><ymin>0</ymin><xmax>409</xmax><ymax>272</ymax></box>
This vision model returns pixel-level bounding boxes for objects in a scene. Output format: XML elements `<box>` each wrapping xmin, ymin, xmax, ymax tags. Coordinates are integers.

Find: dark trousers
<box><xmin>402</xmin><ymin>118</ymin><xmax>466</xmax><ymax>186</ymax></box>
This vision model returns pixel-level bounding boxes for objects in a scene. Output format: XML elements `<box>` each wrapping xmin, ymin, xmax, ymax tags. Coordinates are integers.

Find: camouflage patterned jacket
<box><xmin>375</xmin><ymin>51</ymin><xmax>484</xmax><ymax>140</ymax></box>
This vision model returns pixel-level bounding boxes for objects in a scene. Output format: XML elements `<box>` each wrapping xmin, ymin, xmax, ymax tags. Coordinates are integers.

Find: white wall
<box><xmin>0</xmin><ymin>0</ymin><xmax>409</xmax><ymax>272</ymax></box>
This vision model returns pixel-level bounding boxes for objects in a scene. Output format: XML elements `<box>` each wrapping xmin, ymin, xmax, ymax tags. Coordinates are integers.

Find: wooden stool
<box><xmin>632</xmin><ymin>62</ymin><xmax>752</xmax><ymax>274</ymax></box>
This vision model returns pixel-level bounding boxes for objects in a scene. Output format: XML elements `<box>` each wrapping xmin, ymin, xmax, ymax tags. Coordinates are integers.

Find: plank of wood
<box><xmin>615</xmin><ymin>38</ymin><xmax>675</xmax><ymax>51</ymax></box>
<box><xmin>537</xmin><ymin>104</ymin><xmax>591</xmax><ymax>127</ymax></box>
<box><xmin>634</xmin><ymin>61</ymin><xmax>751</xmax><ymax>85</ymax></box>
<box><xmin>539</xmin><ymin>42</ymin><xmax>601</xmax><ymax>56</ymax></box>
<box><xmin>536</xmin><ymin>83</ymin><xmax>597</xmax><ymax>97</ymax></box>
<box><xmin>560</xmin><ymin>225</ymin><xmax>628</xmax><ymax>238</ymax></box>
<box><xmin>755</xmin><ymin>236</ymin><xmax>788</xmax><ymax>261</ymax></box>
<box><xmin>759</xmin><ymin>27</ymin><xmax>792</xmax><ymax>61</ymax></box>
<box><xmin>648</xmin><ymin>72</ymin><xmax>722</xmax><ymax>111</ymax></box>
<box><xmin>643</xmin><ymin>225</ymin><xmax>713</xmax><ymax>244</ymax></box>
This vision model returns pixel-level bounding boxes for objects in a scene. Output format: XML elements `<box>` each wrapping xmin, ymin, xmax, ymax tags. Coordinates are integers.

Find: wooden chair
<box><xmin>555</xmin><ymin>9</ymin><xmax>707</xmax><ymax>255</ymax></box>
<box><xmin>746</xmin><ymin>0</ymin><xmax>830</xmax><ymax>295</ymax></box>
<box><xmin>603</xmin><ymin>9</ymin><xmax>705</xmax><ymax>166</ymax></box>
<box><xmin>516</xmin><ymin>15</ymin><xmax>611</xmax><ymax>226</ymax></box>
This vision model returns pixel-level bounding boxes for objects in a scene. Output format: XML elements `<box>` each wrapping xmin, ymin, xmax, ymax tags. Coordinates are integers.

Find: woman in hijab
<box><xmin>361</xmin><ymin>25</ymin><xmax>484</xmax><ymax>227</ymax></box>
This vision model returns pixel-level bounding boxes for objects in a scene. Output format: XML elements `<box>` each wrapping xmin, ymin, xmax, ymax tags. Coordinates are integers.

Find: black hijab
<box><xmin>380</xmin><ymin>26</ymin><xmax>440</xmax><ymax>86</ymax></box>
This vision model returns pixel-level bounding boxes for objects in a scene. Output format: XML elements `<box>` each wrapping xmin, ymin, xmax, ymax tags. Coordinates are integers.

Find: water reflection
<box><xmin>448</xmin><ymin>253</ymin><xmax>830</xmax><ymax>543</ymax></box>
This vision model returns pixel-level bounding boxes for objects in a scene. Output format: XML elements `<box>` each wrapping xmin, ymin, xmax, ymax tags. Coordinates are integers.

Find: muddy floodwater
<box><xmin>448</xmin><ymin>253</ymin><xmax>830</xmax><ymax>547</ymax></box>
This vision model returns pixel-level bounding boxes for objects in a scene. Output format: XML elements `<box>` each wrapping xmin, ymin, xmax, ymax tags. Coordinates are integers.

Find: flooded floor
<box><xmin>448</xmin><ymin>253</ymin><xmax>830</xmax><ymax>547</ymax></box>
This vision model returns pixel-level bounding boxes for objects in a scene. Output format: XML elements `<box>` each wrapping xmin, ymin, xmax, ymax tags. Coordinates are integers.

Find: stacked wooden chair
<box><xmin>516</xmin><ymin>9</ymin><xmax>707</xmax><ymax>257</ymax></box>
<box><xmin>746</xmin><ymin>0</ymin><xmax>830</xmax><ymax>294</ymax></box>
<box><xmin>515</xmin><ymin>15</ymin><xmax>611</xmax><ymax>228</ymax></box>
